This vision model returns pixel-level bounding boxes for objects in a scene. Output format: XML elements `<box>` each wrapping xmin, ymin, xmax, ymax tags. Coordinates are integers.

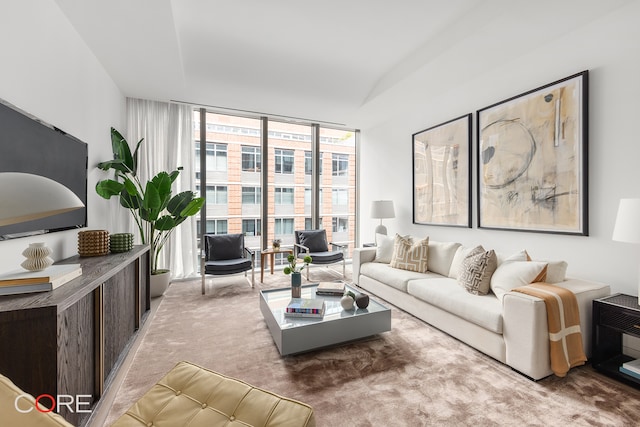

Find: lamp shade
<box><xmin>371</xmin><ymin>200</ymin><xmax>395</xmax><ymax>219</ymax></box>
<box><xmin>612</xmin><ymin>198</ymin><xmax>640</xmax><ymax>244</ymax></box>
<box><xmin>0</xmin><ymin>172</ymin><xmax>85</xmax><ymax>226</ymax></box>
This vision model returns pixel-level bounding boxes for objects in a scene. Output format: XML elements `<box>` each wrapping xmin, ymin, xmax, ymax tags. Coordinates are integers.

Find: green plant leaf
<box><xmin>131</xmin><ymin>138</ymin><xmax>144</xmax><ymax>176</ymax></box>
<box><xmin>119</xmin><ymin>188</ymin><xmax>140</xmax><ymax>209</ymax></box>
<box><xmin>111</xmin><ymin>127</ymin><xmax>135</xmax><ymax>172</ymax></box>
<box><xmin>142</xmin><ymin>181</ymin><xmax>161</xmax><ymax>220</ymax></box>
<box><xmin>155</xmin><ymin>215</ymin><xmax>176</xmax><ymax>231</ymax></box>
<box><xmin>95</xmin><ymin>180</ymin><xmax>124</xmax><ymax>199</ymax></box>
<box><xmin>123</xmin><ymin>177</ymin><xmax>138</xmax><ymax>196</ymax></box>
<box><xmin>97</xmin><ymin>159</ymin><xmax>126</xmax><ymax>171</ymax></box>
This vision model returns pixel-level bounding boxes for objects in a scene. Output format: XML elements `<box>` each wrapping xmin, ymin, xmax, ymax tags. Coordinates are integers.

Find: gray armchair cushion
<box><xmin>205</xmin><ymin>233</ymin><xmax>244</xmax><ymax>261</ymax></box>
<box><xmin>297</xmin><ymin>230</ymin><xmax>329</xmax><ymax>252</ymax></box>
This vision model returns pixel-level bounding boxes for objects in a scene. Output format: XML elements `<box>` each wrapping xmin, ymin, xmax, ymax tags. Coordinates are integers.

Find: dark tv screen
<box><xmin>0</xmin><ymin>99</ymin><xmax>88</xmax><ymax>240</ymax></box>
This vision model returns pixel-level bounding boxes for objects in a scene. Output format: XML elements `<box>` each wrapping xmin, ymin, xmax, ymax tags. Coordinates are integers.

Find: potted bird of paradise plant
<box><xmin>95</xmin><ymin>127</ymin><xmax>205</xmax><ymax>297</ymax></box>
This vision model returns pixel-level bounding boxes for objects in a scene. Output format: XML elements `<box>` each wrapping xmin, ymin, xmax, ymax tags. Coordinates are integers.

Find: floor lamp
<box><xmin>371</xmin><ymin>200</ymin><xmax>395</xmax><ymax>238</ymax></box>
<box><xmin>612</xmin><ymin>198</ymin><xmax>640</xmax><ymax>304</ymax></box>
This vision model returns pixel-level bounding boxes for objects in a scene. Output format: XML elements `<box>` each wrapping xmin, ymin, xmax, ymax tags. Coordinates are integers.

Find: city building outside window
<box><xmin>332</xmin><ymin>153</ymin><xmax>348</xmax><ymax>176</ymax></box>
<box><xmin>198</xmin><ymin>219</ymin><xmax>228</xmax><ymax>234</ymax></box>
<box><xmin>305</xmin><ymin>151</ymin><xmax>322</xmax><ymax>175</ymax></box>
<box><xmin>242</xmin><ymin>219</ymin><xmax>261</xmax><ymax>236</ymax></box>
<box><xmin>332</xmin><ymin>217</ymin><xmax>348</xmax><ymax>233</ymax></box>
<box><xmin>275</xmin><ymin>149</ymin><xmax>294</xmax><ymax>174</ymax></box>
<box><xmin>242</xmin><ymin>186</ymin><xmax>261</xmax><ymax>204</ymax></box>
<box><xmin>275</xmin><ymin>218</ymin><xmax>294</xmax><ymax>235</ymax></box>
<box><xmin>275</xmin><ymin>187</ymin><xmax>294</xmax><ymax>205</ymax></box>
<box><xmin>242</xmin><ymin>146</ymin><xmax>261</xmax><ymax>172</ymax></box>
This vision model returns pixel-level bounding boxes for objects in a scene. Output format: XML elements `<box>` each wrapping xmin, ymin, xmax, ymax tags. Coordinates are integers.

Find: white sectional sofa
<box><xmin>352</xmin><ymin>237</ymin><xmax>610</xmax><ymax>380</ymax></box>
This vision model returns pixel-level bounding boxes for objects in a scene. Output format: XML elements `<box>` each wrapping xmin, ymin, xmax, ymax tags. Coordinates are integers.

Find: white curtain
<box><xmin>126</xmin><ymin>98</ymin><xmax>199</xmax><ymax>279</ymax></box>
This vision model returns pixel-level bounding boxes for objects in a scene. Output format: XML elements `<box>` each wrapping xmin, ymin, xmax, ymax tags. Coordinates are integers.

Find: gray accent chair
<box><xmin>201</xmin><ymin>233</ymin><xmax>255</xmax><ymax>294</ymax></box>
<box><xmin>294</xmin><ymin>229</ymin><xmax>346</xmax><ymax>280</ymax></box>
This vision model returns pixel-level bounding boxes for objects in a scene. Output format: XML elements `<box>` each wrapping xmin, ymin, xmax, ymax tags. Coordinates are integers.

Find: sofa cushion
<box><xmin>458</xmin><ymin>246</ymin><xmax>498</xmax><ymax>295</ymax></box>
<box><xmin>360</xmin><ymin>262</ymin><xmax>439</xmax><ymax>293</ymax></box>
<box><xmin>374</xmin><ymin>233</ymin><xmax>395</xmax><ymax>263</ymax></box>
<box><xmin>390</xmin><ymin>234</ymin><xmax>429</xmax><ymax>273</ymax></box>
<box><xmin>490</xmin><ymin>261</ymin><xmax>548</xmax><ymax>302</ymax></box>
<box><xmin>407</xmin><ymin>277</ymin><xmax>503</xmax><ymax>334</ymax></box>
<box><xmin>427</xmin><ymin>241</ymin><xmax>461</xmax><ymax>276</ymax></box>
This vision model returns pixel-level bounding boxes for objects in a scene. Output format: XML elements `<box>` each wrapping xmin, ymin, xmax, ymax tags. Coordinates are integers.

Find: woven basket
<box><xmin>78</xmin><ymin>230</ymin><xmax>110</xmax><ymax>256</ymax></box>
<box><xmin>110</xmin><ymin>233</ymin><xmax>134</xmax><ymax>253</ymax></box>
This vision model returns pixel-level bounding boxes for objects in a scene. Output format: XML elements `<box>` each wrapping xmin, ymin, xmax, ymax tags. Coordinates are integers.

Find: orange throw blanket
<box><xmin>512</xmin><ymin>283</ymin><xmax>586</xmax><ymax>377</ymax></box>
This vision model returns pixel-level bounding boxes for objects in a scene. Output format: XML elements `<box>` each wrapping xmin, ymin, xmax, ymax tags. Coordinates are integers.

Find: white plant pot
<box><xmin>150</xmin><ymin>270</ymin><xmax>171</xmax><ymax>298</ymax></box>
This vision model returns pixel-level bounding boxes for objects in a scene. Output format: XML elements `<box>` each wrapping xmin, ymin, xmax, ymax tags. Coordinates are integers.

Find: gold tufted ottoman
<box><xmin>111</xmin><ymin>361</ymin><xmax>316</xmax><ymax>427</ymax></box>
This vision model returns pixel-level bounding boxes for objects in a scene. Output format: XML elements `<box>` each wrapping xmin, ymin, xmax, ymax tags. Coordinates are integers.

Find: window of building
<box><xmin>242</xmin><ymin>219</ymin><xmax>261</xmax><ymax>236</ymax></box>
<box><xmin>332</xmin><ymin>188</ymin><xmax>348</xmax><ymax>205</ymax></box>
<box><xmin>198</xmin><ymin>219</ymin><xmax>228</xmax><ymax>234</ymax></box>
<box><xmin>275</xmin><ymin>218</ymin><xmax>294</xmax><ymax>235</ymax></box>
<box><xmin>242</xmin><ymin>186</ymin><xmax>261</xmax><ymax>204</ymax></box>
<box><xmin>196</xmin><ymin>142</ymin><xmax>227</xmax><ymax>172</ymax></box>
<box><xmin>242</xmin><ymin>146</ymin><xmax>261</xmax><ymax>172</ymax></box>
<box><xmin>275</xmin><ymin>149</ymin><xmax>294</xmax><ymax>174</ymax></box>
<box><xmin>305</xmin><ymin>218</ymin><xmax>323</xmax><ymax>230</ymax></box>
<box><xmin>332</xmin><ymin>217</ymin><xmax>348</xmax><ymax>233</ymax></box>
<box><xmin>275</xmin><ymin>187</ymin><xmax>294</xmax><ymax>205</ymax></box>
<box><xmin>305</xmin><ymin>151</ymin><xmax>322</xmax><ymax>175</ymax></box>
<box><xmin>206</xmin><ymin>185</ymin><xmax>227</xmax><ymax>204</ymax></box>
<box><xmin>332</xmin><ymin>153</ymin><xmax>349</xmax><ymax>177</ymax></box>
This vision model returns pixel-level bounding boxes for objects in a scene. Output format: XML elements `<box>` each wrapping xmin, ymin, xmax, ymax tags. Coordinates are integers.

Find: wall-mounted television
<box><xmin>0</xmin><ymin>99</ymin><xmax>88</xmax><ymax>240</ymax></box>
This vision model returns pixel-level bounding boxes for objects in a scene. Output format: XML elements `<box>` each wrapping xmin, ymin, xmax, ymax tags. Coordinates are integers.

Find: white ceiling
<box><xmin>54</xmin><ymin>0</ymin><xmax>630</xmax><ymax>128</ymax></box>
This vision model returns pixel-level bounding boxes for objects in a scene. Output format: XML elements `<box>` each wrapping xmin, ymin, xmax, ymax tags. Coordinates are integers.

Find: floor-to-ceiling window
<box><xmin>195</xmin><ymin>110</ymin><xmax>357</xmax><ymax>269</ymax></box>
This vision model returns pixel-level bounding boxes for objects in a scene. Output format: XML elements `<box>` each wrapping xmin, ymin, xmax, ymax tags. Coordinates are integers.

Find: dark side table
<box><xmin>592</xmin><ymin>293</ymin><xmax>640</xmax><ymax>389</ymax></box>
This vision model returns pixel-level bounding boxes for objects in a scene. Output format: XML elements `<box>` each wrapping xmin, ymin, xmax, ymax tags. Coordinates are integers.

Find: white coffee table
<box><xmin>260</xmin><ymin>283</ymin><xmax>391</xmax><ymax>355</ymax></box>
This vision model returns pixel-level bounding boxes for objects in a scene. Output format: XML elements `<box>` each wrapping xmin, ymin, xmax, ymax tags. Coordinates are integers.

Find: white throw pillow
<box><xmin>374</xmin><ymin>233</ymin><xmax>395</xmax><ymax>264</ymax></box>
<box><xmin>449</xmin><ymin>245</ymin><xmax>476</xmax><ymax>279</ymax></box>
<box><xmin>490</xmin><ymin>261</ymin><xmax>548</xmax><ymax>302</ymax></box>
<box><xmin>536</xmin><ymin>260</ymin><xmax>568</xmax><ymax>283</ymax></box>
<box><xmin>428</xmin><ymin>241</ymin><xmax>462</xmax><ymax>276</ymax></box>
<box><xmin>496</xmin><ymin>249</ymin><xmax>530</xmax><ymax>266</ymax></box>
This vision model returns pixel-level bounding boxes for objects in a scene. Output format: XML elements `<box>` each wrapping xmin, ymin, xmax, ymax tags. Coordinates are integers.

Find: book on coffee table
<box><xmin>315</xmin><ymin>281</ymin><xmax>345</xmax><ymax>296</ymax></box>
<box><xmin>285</xmin><ymin>298</ymin><xmax>326</xmax><ymax>318</ymax></box>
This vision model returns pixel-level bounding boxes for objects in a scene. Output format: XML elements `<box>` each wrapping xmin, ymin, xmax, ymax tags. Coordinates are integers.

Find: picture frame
<box><xmin>477</xmin><ymin>71</ymin><xmax>588</xmax><ymax>235</ymax></box>
<box><xmin>413</xmin><ymin>113</ymin><xmax>472</xmax><ymax>228</ymax></box>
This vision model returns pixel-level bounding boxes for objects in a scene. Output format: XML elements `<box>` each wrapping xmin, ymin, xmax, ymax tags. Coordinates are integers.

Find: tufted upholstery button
<box><xmin>111</xmin><ymin>361</ymin><xmax>315</xmax><ymax>427</ymax></box>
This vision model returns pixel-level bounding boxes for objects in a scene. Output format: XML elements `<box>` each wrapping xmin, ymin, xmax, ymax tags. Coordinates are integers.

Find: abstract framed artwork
<box><xmin>413</xmin><ymin>113</ymin><xmax>472</xmax><ymax>228</ymax></box>
<box><xmin>477</xmin><ymin>71</ymin><xmax>588</xmax><ymax>235</ymax></box>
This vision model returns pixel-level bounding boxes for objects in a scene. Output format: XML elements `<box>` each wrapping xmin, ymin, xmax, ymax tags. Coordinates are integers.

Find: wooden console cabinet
<box><xmin>0</xmin><ymin>245</ymin><xmax>150</xmax><ymax>426</ymax></box>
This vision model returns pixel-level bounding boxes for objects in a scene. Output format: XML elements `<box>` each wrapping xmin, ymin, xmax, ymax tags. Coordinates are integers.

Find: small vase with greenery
<box><xmin>95</xmin><ymin>127</ymin><xmax>205</xmax><ymax>276</ymax></box>
<box><xmin>283</xmin><ymin>254</ymin><xmax>312</xmax><ymax>297</ymax></box>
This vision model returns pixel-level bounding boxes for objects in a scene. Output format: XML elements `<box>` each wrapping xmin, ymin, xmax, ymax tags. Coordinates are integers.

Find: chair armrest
<box><xmin>244</xmin><ymin>247</ymin><xmax>256</xmax><ymax>259</ymax></box>
<box><xmin>294</xmin><ymin>242</ymin><xmax>309</xmax><ymax>256</ymax></box>
<box><xmin>329</xmin><ymin>242</ymin><xmax>348</xmax><ymax>249</ymax></box>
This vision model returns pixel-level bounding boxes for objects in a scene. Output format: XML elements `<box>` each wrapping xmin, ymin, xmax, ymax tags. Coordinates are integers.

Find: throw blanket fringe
<box><xmin>512</xmin><ymin>283</ymin><xmax>586</xmax><ymax>377</ymax></box>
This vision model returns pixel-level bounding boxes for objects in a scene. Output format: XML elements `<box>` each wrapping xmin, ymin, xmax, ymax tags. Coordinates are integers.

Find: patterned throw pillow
<box><xmin>458</xmin><ymin>246</ymin><xmax>498</xmax><ymax>295</ymax></box>
<box><xmin>390</xmin><ymin>234</ymin><xmax>429</xmax><ymax>272</ymax></box>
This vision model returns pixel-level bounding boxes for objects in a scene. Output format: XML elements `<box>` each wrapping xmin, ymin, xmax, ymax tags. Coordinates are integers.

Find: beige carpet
<box><xmin>103</xmin><ymin>268</ymin><xmax>640</xmax><ymax>426</ymax></box>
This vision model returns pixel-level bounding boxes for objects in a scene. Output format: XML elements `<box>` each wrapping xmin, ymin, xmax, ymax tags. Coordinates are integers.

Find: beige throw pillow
<box><xmin>390</xmin><ymin>234</ymin><xmax>429</xmax><ymax>273</ymax></box>
<box><xmin>490</xmin><ymin>261</ymin><xmax>548</xmax><ymax>302</ymax></box>
<box><xmin>457</xmin><ymin>246</ymin><xmax>498</xmax><ymax>295</ymax></box>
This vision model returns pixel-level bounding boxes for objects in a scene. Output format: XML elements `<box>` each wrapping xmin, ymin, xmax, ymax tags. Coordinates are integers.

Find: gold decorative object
<box><xmin>78</xmin><ymin>230</ymin><xmax>110</xmax><ymax>256</ymax></box>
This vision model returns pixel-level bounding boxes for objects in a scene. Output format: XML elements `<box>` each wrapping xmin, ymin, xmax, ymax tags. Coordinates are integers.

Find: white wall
<box><xmin>0</xmin><ymin>0</ymin><xmax>125</xmax><ymax>273</ymax></box>
<box><xmin>359</xmin><ymin>1</ymin><xmax>640</xmax><ymax>295</ymax></box>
